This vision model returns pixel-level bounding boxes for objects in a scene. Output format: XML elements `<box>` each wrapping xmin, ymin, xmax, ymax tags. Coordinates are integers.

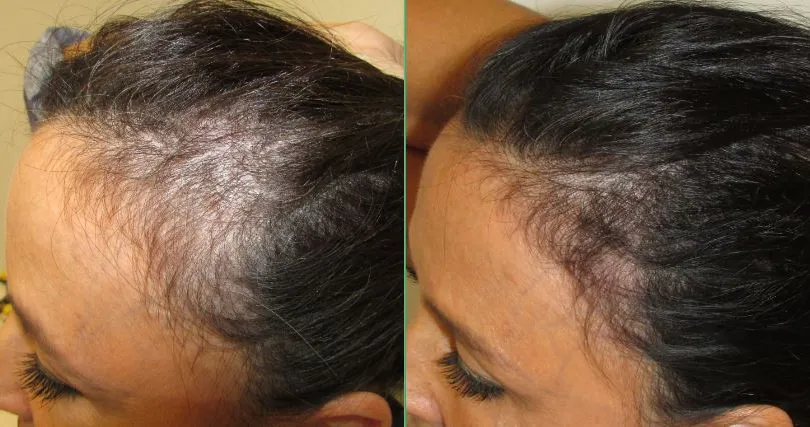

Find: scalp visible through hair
<box><xmin>38</xmin><ymin>0</ymin><xmax>403</xmax><ymax>419</ymax></box>
<box><xmin>463</xmin><ymin>1</ymin><xmax>810</xmax><ymax>424</ymax></box>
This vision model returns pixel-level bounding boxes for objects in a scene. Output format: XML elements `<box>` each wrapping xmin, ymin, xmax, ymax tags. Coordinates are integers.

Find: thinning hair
<box><xmin>464</xmin><ymin>2</ymin><xmax>810</xmax><ymax>424</ymax></box>
<box><xmin>36</xmin><ymin>0</ymin><xmax>402</xmax><ymax>420</ymax></box>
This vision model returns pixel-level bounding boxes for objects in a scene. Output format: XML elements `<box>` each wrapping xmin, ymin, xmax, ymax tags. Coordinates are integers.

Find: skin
<box><xmin>405</xmin><ymin>0</ymin><xmax>544</xmax><ymax>226</ymax></box>
<box><xmin>406</xmin><ymin>121</ymin><xmax>645</xmax><ymax>426</ymax></box>
<box><xmin>406</xmin><ymin>0</ymin><xmax>544</xmax><ymax>150</ymax></box>
<box><xmin>0</xmin><ymin>21</ymin><xmax>402</xmax><ymax>426</ymax></box>
<box><xmin>328</xmin><ymin>22</ymin><xmax>404</xmax><ymax>79</ymax></box>
<box><xmin>406</xmin><ymin>122</ymin><xmax>797</xmax><ymax>426</ymax></box>
<box><xmin>0</xmin><ymin>126</ymin><xmax>246</xmax><ymax>427</ymax></box>
<box><xmin>0</xmin><ymin>125</ymin><xmax>394</xmax><ymax>427</ymax></box>
<box><xmin>405</xmin><ymin>2</ymin><xmax>797</xmax><ymax>425</ymax></box>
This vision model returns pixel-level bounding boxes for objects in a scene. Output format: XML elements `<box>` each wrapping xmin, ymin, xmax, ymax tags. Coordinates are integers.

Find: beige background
<box><xmin>0</xmin><ymin>1</ymin><xmax>401</xmax><ymax>424</ymax></box>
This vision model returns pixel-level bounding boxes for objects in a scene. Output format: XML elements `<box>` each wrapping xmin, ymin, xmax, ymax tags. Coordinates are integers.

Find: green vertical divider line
<box><xmin>401</xmin><ymin>0</ymin><xmax>409</xmax><ymax>423</ymax></box>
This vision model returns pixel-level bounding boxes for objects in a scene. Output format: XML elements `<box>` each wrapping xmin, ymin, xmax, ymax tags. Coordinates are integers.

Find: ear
<box><xmin>302</xmin><ymin>392</ymin><xmax>393</xmax><ymax>427</ymax></box>
<box><xmin>706</xmin><ymin>405</ymin><xmax>793</xmax><ymax>427</ymax></box>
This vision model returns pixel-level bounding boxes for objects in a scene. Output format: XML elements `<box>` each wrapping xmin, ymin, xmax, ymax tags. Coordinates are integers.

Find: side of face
<box><xmin>406</xmin><ymin>122</ymin><xmax>645</xmax><ymax>426</ymax></box>
<box><xmin>0</xmin><ymin>126</ymin><xmax>246</xmax><ymax>426</ymax></box>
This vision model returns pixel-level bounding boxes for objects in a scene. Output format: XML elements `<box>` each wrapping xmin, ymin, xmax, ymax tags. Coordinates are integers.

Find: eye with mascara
<box><xmin>438</xmin><ymin>350</ymin><xmax>505</xmax><ymax>401</ymax></box>
<box><xmin>17</xmin><ymin>353</ymin><xmax>80</xmax><ymax>403</ymax></box>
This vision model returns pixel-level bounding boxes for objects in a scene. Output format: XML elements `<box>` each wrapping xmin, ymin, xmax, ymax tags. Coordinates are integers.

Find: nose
<box><xmin>406</xmin><ymin>303</ymin><xmax>446</xmax><ymax>426</ymax></box>
<box><xmin>0</xmin><ymin>312</ymin><xmax>34</xmax><ymax>419</ymax></box>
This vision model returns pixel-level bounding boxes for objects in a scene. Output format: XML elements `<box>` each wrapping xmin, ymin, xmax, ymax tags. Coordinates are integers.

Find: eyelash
<box><xmin>17</xmin><ymin>353</ymin><xmax>79</xmax><ymax>403</ymax></box>
<box><xmin>411</xmin><ymin>267</ymin><xmax>505</xmax><ymax>401</ymax></box>
<box><xmin>406</xmin><ymin>266</ymin><xmax>418</xmax><ymax>282</ymax></box>
<box><xmin>438</xmin><ymin>351</ymin><xmax>505</xmax><ymax>401</ymax></box>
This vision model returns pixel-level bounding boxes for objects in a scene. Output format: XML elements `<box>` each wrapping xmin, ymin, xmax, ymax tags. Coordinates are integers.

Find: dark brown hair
<box><xmin>465</xmin><ymin>2</ymin><xmax>810</xmax><ymax>424</ymax></box>
<box><xmin>34</xmin><ymin>0</ymin><xmax>402</xmax><ymax>422</ymax></box>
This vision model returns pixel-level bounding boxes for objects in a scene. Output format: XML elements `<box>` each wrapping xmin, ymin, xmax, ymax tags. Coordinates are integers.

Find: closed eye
<box><xmin>438</xmin><ymin>350</ymin><xmax>505</xmax><ymax>401</ymax></box>
<box><xmin>17</xmin><ymin>353</ymin><xmax>80</xmax><ymax>403</ymax></box>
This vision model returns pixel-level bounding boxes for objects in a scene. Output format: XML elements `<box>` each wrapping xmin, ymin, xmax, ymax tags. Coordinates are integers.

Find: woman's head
<box><xmin>408</xmin><ymin>2</ymin><xmax>810</xmax><ymax>426</ymax></box>
<box><xmin>0</xmin><ymin>1</ymin><xmax>403</xmax><ymax>425</ymax></box>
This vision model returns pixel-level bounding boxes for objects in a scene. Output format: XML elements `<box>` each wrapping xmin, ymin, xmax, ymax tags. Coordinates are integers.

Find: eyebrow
<box><xmin>5</xmin><ymin>291</ymin><xmax>66</xmax><ymax>362</ymax></box>
<box><xmin>422</xmin><ymin>296</ymin><xmax>501</xmax><ymax>363</ymax></box>
<box><xmin>4</xmin><ymin>290</ymin><xmax>103</xmax><ymax>392</ymax></box>
<box><xmin>6</xmin><ymin>290</ymin><xmax>111</xmax><ymax>394</ymax></box>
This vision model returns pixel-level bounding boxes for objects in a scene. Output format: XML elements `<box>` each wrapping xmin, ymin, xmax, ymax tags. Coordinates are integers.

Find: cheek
<box><xmin>28</xmin><ymin>403</ymin><xmax>95</xmax><ymax>427</ymax></box>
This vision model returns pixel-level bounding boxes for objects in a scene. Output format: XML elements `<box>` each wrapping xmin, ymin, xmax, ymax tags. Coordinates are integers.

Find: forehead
<box><xmin>410</xmin><ymin>123</ymin><xmax>644</xmax><ymax>417</ymax></box>
<box><xmin>410</xmin><ymin>125</ymin><xmax>574</xmax><ymax>361</ymax></box>
<box><xmin>6</xmin><ymin>125</ymin><xmax>242</xmax><ymax>409</ymax></box>
<box><xmin>410</xmin><ymin>123</ymin><xmax>563</xmax><ymax>310</ymax></box>
<box><xmin>8</xmin><ymin>126</ymin><xmax>136</xmax><ymax>331</ymax></box>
